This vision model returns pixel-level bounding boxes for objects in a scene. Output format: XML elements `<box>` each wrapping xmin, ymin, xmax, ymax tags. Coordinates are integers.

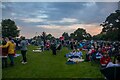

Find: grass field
<box><xmin>2</xmin><ymin>45</ymin><xmax>104</xmax><ymax>78</ymax></box>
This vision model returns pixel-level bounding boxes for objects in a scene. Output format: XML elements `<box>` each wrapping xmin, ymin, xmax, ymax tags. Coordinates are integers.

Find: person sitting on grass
<box><xmin>100</xmin><ymin>52</ymin><xmax>111</xmax><ymax>67</ymax></box>
<box><xmin>74</xmin><ymin>48</ymin><xmax>83</xmax><ymax>58</ymax></box>
<box><xmin>71</xmin><ymin>49</ymin><xmax>77</xmax><ymax>57</ymax></box>
<box><xmin>85</xmin><ymin>48</ymin><xmax>91</xmax><ymax>61</ymax></box>
<box><xmin>90</xmin><ymin>46</ymin><xmax>96</xmax><ymax>61</ymax></box>
<box><xmin>96</xmin><ymin>48</ymin><xmax>103</xmax><ymax>60</ymax></box>
<box><xmin>45</xmin><ymin>42</ymin><xmax>50</xmax><ymax>50</ymax></box>
<box><xmin>106</xmin><ymin>56</ymin><xmax>120</xmax><ymax>68</ymax></box>
<box><xmin>65</xmin><ymin>49</ymin><xmax>76</xmax><ymax>58</ymax></box>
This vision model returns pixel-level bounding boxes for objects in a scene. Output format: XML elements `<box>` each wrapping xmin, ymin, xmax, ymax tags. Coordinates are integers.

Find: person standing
<box><xmin>2</xmin><ymin>37</ymin><xmax>16</xmax><ymax>66</ymax></box>
<box><xmin>2</xmin><ymin>37</ymin><xmax>8</xmax><ymax>68</ymax></box>
<box><xmin>51</xmin><ymin>40</ymin><xmax>57</xmax><ymax>55</ymax></box>
<box><xmin>70</xmin><ymin>41</ymin><xmax>74</xmax><ymax>50</ymax></box>
<box><xmin>41</xmin><ymin>41</ymin><xmax>44</xmax><ymax>51</ymax></box>
<box><xmin>20</xmin><ymin>37</ymin><xmax>28</xmax><ymax>64</ymax></box>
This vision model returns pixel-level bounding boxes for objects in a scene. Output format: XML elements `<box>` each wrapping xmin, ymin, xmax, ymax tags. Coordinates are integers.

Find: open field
<box><xmin>2</xmin><ymin>45</ymin><xmax>103</xmax><ymax>78</ymax></box>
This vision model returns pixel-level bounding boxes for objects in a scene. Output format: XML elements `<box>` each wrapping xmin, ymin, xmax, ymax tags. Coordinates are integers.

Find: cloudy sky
<box><xmin>2</xmin><ymin>2</ymin><xmax>118</xmax><ymax>38</ymax></box>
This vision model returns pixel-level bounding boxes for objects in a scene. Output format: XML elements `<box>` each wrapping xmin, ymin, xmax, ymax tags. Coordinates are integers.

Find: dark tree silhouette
<box><xmin>62</xmin><ymin>32</ymin><xmax>69</xmax><ymax>40</ymax></box>
<box><xmin>100</xmin><ymin>10</ymin><xmax>120</xmax><ymax>41</ymax></box>
<box><xmin>1</xmin><ymin>19</ymin><xmax>20</xmax><ymax>37</ymax></box>
<box><xmin>70</xmin><ymin>28</ymin><xmax>92</xmax><ymax>41</ymax></box>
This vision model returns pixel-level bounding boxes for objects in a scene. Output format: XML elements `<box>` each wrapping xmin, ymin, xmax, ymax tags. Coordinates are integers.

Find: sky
<box><xmin>1</xmin><ymin>2</ymin><xmax>118</xmax><ymax>38</ymax></box>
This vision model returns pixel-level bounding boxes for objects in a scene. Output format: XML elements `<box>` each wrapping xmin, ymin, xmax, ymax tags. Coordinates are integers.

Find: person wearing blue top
<box><xmin>75</xmin><ymin>49</ymin><xmax>83</xmax><ymax>58</ymax></box>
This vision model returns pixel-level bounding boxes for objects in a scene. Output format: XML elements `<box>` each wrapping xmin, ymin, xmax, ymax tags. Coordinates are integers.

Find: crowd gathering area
<box><xmin>1</xmin><ymin>36</ymin><xmax>120</xmax><ymax>79</ymax></box>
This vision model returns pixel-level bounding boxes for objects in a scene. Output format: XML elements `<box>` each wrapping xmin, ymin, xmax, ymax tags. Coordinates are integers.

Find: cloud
<box><xmin>20</xmin><ymin>18</ymin><xmax>46</xmax><ymax>23</ymax></box>
<box><xmin>2</xmin><ymin>2</ymin><xmax>117</xmax><ymax>38</ymax></box>
<box><xmin>37</xmin><ymin>10</ymin><xmax>47</xmax><ymax>13</ymax></box>
<box><xmin>1</xmin><ymin>4</ymin><xmax>6</xmax><ymax>9</ymax></box>
<box><xmin>83</xmin><ymin>2</ymin><xmax>96</xmax><ymax>7</ymax></box>
<box><xmin>11</xmin><ymin>12</ymin><xmax>16</xmax><ymax>16</ymax></box>
<box><xmin>37</xmin><ymin>25</ymin><xmax>61</xmax><ymax>29</ymax></box>
<box><xmin>2</xmin><ymin>0</ymin><xmax>120</xmax><ymax>2</ymax></box>
<box><xmin>17</xmin><ymin>26</ymin><xmax>22</xmax><ymax>30</ymax></box>
<box><xmin>36</xmin><ymin>14</ymin><xmax>49</xmax><ymax>18</ymax></box>
<box><xmin>30</xmin><ymin>10</ymin><xmax>49</xmax><ymax>18</ymax></box>
<box><xmin>2</xmin><ymin>2</ymin><xmax>117</xmax><ymax>24</ymax></box>
<box><xmin>42</xmin><ymin>18</ymin><xmax>79</xmax><ymax>26</ymax></box>
<box><xmin>59</xmin><ymin>18</ymin><xmax>78</xmax><ymax>23</ymax></box>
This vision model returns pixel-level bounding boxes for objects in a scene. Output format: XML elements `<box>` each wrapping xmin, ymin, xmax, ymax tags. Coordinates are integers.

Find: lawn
<box><xmin>2</xmin><ymin>45</ymin><xmax>104</xmax><ymax>78</ymax></box>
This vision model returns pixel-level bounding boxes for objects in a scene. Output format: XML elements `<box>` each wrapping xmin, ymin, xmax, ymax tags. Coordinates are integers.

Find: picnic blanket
<box><xmin>33</xmin><ymin>50</ymin><xmax>42</xmax><ymax>53</ymax></box>
<box><xmin>68</xmin><ymin>58</ymin><xmax>84</xmax><ymax>62</ymax></box>
<box><xmin>32</xmin><ymin>47</ymin><xmax>42</xmax><ymax>53</ymax></box>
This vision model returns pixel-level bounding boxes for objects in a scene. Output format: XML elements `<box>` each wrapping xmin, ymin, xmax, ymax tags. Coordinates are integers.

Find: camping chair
<box><xmin>100</xmin><ymin>66</ymin><xmax>120</xmax><ymax>80</ymax></box>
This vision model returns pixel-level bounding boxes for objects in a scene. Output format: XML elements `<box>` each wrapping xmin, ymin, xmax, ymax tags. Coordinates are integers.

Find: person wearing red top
<box><xmin>45</xmin><ymin>42</ymin><xmax>50</xmax><ymax>50</ymax></box>
<box><xmin>102</xmin><ymin>47</ymin><xmax>106</xmax><ymax>54</ymax></box>
<box><xmin>100</xmin><ymin>53</ymin><xmax>111</xmax><ymax>67</ymax></box>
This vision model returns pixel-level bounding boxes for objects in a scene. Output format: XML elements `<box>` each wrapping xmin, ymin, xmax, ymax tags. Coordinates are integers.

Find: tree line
<box><xmin>1</xmin><ymin>9</ymin><xmax>120</xmax><ymax>41</ymax></box>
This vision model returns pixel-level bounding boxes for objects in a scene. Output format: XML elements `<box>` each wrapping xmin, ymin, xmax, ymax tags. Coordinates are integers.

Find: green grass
<box><xmin>2</xmin><ymin>45</ymin><xmax>104</xmax><ymax>78</ymax></box>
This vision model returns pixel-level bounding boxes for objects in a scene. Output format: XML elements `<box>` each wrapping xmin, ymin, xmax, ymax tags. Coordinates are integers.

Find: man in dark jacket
<box><xmin>51</xmin><ymin>40</ymin><xmax>56</xmax><ymax>55</ymax></box>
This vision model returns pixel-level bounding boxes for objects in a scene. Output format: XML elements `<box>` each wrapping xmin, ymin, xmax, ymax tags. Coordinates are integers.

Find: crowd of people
<box><xmin>64</xmin><ymin>39</ymin><xmax>120</xmax><ymax>67</ymax></box>
<box><xmin>29</xmin><ymin>38</ymin><xmax>120</xmax><ymax>68</ymax></box>
<box><xmin>1</xmin><ymin>36</ymin><xmax>120</xmax><ymax>78</ymax></box>
<box><xmin>1</xmin><ymin>36</ymin><xmax>28</xmax><ymax>68</ymax></box>
<box><xmin>1</xmin><ymin>36</ymin><xmax>64</xmax><ymax>68</ymax></box>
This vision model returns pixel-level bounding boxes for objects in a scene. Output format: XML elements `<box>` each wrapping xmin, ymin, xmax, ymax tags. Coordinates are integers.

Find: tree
<box><xmin>93</xmin><ymin>33</ymin><xmax>105</xmax><ymax>40</ymax></box>
<box><xmin>1</xmin><ymin>19</ymin><xmax>20</xmax><ymax>37</ymax></box>
<box><xmin>70</xmin><ymin>33</ymin><xmax>75</xmax><ymax>39</ymax></box>
<box><xmin>100</xmin><ymin>10</ymin><xmax>120</xmax><ymax>41</ymax></box>
<box><xmin>70</xmin><ymin>28</ymin><xmax>92</xmax><ymax>41</ymax></box>
<box><xmin>85</xmin><ymin>33</ymin><xmax>92</xmax><ymax>40</ymax></box>
<box><xmin>46</xmin><ymin>34</ymin><xmax>55</xmax><ymax>40</ymax></box>
<box><xmin>62</xmin><ymin>32</ymin><xmax>69</xmax><ymax>40</ymax></box>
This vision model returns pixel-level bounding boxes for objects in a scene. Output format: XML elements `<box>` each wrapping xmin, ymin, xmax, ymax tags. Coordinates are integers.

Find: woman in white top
<box><xmin>106</xmin><ymin>56</ymin><xmax>120</xmax><ymax>68</ymax></box>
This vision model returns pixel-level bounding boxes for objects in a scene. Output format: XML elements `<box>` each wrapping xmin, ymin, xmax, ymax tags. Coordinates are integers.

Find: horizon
<box><xmin>2</xmin><ymin>2</ymin><xmax>118</xmax><ymax>38</ymax></box>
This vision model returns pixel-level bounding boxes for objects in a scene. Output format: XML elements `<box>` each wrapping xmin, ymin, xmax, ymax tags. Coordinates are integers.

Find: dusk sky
<box><xmin>2</xmin><ymin>2</ymin><xmax>118</xmax><ymax>38</ymax></box>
